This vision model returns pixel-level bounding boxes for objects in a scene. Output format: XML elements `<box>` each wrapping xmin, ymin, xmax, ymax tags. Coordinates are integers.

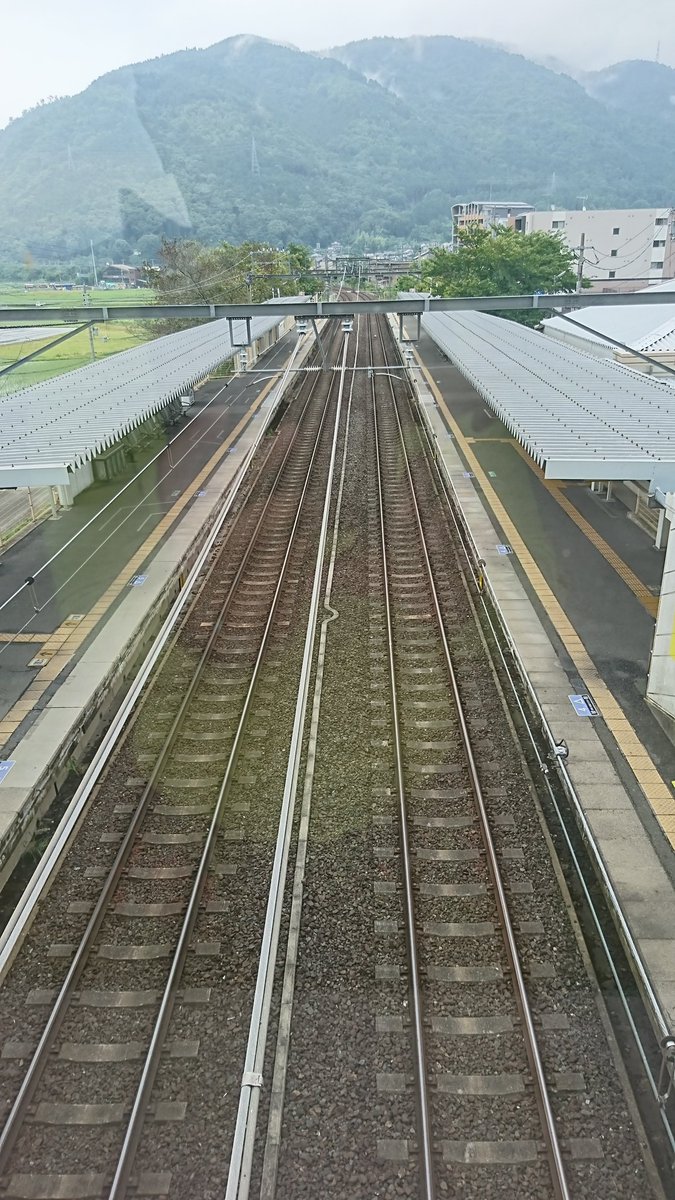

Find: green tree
<box><xmin>401</xmin><ymin>226</ymin><xmax>584</xmax><ymax>324</ymax></box>
<box><xmin>145</xmin><ymin>237</ymin><xmax>316</xmax><ymax>330</ymax></box>
<box><xmin>427</xmin><ymin>225</ymin><xmax>580</xmax><ymax>293</ymax></box>
<box><xmin>287</xmin><ymin>243</ymin><xmax>316</xmax><ymax>293</ymax></box>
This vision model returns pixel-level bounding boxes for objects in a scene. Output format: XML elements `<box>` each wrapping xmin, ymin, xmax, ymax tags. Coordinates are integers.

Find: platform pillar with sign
<box><xmin>56</xmin><ymin>483</ymin><xmax>73</xmax><ymax>510</ymax></box>
<box><xmin>647</xmin><ymin>493</ymin><xmax>675</xmax><ymax>722</ymax></box>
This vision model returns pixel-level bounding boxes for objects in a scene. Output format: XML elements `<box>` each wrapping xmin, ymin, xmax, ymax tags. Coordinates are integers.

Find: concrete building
<box><xmin>513</xmin><ymin>207</ymin><xmax>675</xmax><ymax>288</ymax></box>
<box><xmin>451</xmin><ymin>200</ymin><xmax>534</xmax><ymax>248</ymax></box>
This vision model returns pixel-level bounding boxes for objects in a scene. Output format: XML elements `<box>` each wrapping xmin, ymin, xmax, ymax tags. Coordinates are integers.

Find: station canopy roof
<box><xmin>0</xmin><ymin>306</ymin><xmax>292</xmax><ymax>487</ymax></box>
<box><xmin>0</xmin><ymin>326</ymin><xmax>77</xmax><ymax>346</ymax></box>
<box><xmin>542</xmin><ymin>278</ymin><xmax>675</xmax><ymax>354</ymax></box>
<box><xmin>422</xmin><ymin>309</ymin><xmax>675</xmax><ymax>493</ymax></box>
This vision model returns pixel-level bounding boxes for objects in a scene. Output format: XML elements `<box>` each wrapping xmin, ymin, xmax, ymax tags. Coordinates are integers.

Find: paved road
<box><xmin>415</xmin><ymin>329</ymin><xmax>675</xmax><ymax>793</ymax></box>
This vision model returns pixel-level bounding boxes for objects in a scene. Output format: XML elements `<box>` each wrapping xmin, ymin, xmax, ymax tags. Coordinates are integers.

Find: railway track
<box><xmin>0</xmin><ymin>315</ymin><xmax>662</xmax><ymax>1200</ymax></box>
<box><xmin>369</xmin><ymin>313</ymin><xmax>567</xmax><ymax>1196</ymax></box>
<box><xmin>0</xmin><ymin>321</ymin><xmax>351</xmax><ymax>1197</ymax></box>
<box><xmin>242</xmin><ymin>316</ymin><xmax>660</xmax><ymax>1200</ymax></box>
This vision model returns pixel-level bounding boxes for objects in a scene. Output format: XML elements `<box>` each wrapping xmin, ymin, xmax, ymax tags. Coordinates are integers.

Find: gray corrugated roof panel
<box><xmin>0</xmin><ymin>326</ymin><xmax>77</xmax><ymax>346</ymax></box>
<box><xmin>542</xmin><ymin>278</ymin><xmax>675</xmax><ymax>353</ymax></box>
<box><xmin>422</xmin><ymin>310</ymin><xmax>675</xmax><ymax>492</ymax></box>
<box><xmin>0</xmin><ymin>305</ymin><xmax>294</xmax><ymax>486</ymax></box>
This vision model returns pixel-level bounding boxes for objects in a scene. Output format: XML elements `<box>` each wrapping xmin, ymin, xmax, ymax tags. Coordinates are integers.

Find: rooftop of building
<box><xmin>542</xmin><ymin>278</ymin><xmax>675</xmax><ymax>354</ymax></box>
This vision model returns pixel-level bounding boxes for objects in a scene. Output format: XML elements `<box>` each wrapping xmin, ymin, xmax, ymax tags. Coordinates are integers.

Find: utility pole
<box><xmin>90</xmin><ymin>240</ymin><xmax>98</xmax><ymax>286</ymax></box>
<box><xmin>251</xmin><ymin>135</ymin><xmax>260</xmax><ymax>176</ymax></box>
<box><xmin>576</xmin><ymin>231</ymin><xmax>585</xmax><ymax>293</ymax></box>
<box><xmin>82</xmin><ymin>288</ymin><xmax>96</xmax><ymax>360</ymax></box>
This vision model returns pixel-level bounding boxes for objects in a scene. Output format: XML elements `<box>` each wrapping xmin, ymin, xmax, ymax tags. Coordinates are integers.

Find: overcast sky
<box><xmin>1</xmin><ymin>0</ymin><xmax>673</xmax><ymax>129</ymax></box>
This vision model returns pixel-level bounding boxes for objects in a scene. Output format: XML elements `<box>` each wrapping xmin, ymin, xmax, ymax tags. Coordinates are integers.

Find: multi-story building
<box><xmin>513</xmin><ymin>207</ymin><xmax>675</xmax><ymax>288</ymax></box>
<box><xmin>451</xmin><ymin>201</ymin><xmax>534</xmax><ymax>248</ymax></box>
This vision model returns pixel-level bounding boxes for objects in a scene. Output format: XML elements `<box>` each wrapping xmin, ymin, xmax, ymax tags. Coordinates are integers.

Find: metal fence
<box><xmin>0</xmin><ymin>487</ymin><xmax>57</xmax><ymax>547</ymax></box>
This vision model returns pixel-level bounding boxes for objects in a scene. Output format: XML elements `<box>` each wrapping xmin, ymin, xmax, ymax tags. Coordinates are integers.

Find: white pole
<box><xmin>90</xmin><ymin>240</ymin><xmax>98</xmax><ymax>286</ymax></box>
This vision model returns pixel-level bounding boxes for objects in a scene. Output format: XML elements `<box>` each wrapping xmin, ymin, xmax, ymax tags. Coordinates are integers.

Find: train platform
<box><xmin>410</xmin><ymin>326</ymin><xmax>675</xmax><ymax>1034</ymax></box>
<box><xmin>0</xmin><ymin>331</ymin><xmax>304</xmax><ymax>883</ymax></box>
<box><xmin>0</xmin><ymin>331</ymin><xmax>296</xmax><ymax>734</ymax></box>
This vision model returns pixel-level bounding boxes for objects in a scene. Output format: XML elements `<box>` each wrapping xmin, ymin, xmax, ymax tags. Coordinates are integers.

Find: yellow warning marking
<box><xmin>509</xmin><ymin>443</ymin><xmax>658</xmax><ymax>617</ymax></box>
<box><xmin>415</xmin><ymin>354</ymin><xmax>675</xmax><ymax>851</ymax></box>
<box><xmin>0</xmin><ymin>633</ymin><xmax>46</xmax><ymax>644</ymax></box>
<box><xmin>470</xmin><ymin>434</ymin><xmax>658</xmax><ymax>617</ymax></box>
<box><xmin>0</xmin><ymin>371</ymin><xmax>281</xmax><ymax>748</ymax></box>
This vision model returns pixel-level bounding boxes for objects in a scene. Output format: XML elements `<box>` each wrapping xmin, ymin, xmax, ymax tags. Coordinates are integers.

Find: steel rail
<box><xmin>108</xmin><ymin>355</ymin><xmax>342</xmax><ymax>1198</ymax></box>
<box><xmin>377</xmin><ymin>315</ymin><xmax>571</xmax><ymax>1200</ymax></box>
<box><xmin>407</xmin><ymin>346</ymin><xmax>674</xmax><ymax>1052</ymax></box>
<box><xmin>409</xmin><ymin>369</ymin><xmax>675</xmax><ymax>1155</ymax></box>
<box><xmin>224</xmin><ymin>333</ymin><xmax>351</xmax><ymax>1200</ymax></box>
<box><xmin>258</xmin><ymin>318</ymin><xmax>360</xmax><ymax>1200</ymax></box>
<box><xmin>369</xmin><ymin>319</ymin><xmax>437</xmax><ymax>1200</ymax></box>
<box><xmin>0</xmin><ymin>340</ymin><xmax>333</xmax><ymax>1174</ymax></box>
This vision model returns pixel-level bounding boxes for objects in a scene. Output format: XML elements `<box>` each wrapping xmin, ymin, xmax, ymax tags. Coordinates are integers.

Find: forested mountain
<box><xmin>327</xmin><ymin>38</ymin><xmax>674</xmax><ymax>209</ymax></box>
<box><xmin>0</xmin><ymin>34</ymin><xmax>673</xmax><ymax>270</ymax></box>
<box><xmin>582</xmin><ymin>59</ymin><xmax>675</xmax><ymax>124</ymax></box>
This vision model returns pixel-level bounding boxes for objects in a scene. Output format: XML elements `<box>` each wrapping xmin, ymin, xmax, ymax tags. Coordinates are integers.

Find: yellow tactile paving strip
<box><xmin>0</xmin><ymin>633</ymin><xmax>45</xmax><ymax>644</ymax></box>
<box><xmin>416</xmin><ymin>355</ymin><xmax>675</xmax><ymax>849</ymax></box>
<box><xmin>0</xmin><ymin>373</ymin><xmax>280</xmax><ymax>747</ymax></box>
<box><xmin>471</xmin><ymin>435</ymin><xmax>659</xmax><ymax>618</ymax></box>
<box><xmin>546</xmin><ymin>484</ymin><xmax>659</xmax><ymax>619</ymax></box>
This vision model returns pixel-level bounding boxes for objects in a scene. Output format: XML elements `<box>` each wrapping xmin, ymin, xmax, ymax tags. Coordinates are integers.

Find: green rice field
<box><xmin>0</xmin><ymin>286</ymin><xmax>157</xmax><ymax>392</ymax></box>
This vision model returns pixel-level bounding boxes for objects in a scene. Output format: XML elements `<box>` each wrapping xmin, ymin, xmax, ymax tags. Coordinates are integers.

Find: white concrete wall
<box><xmin>57</xmin><ymin>460</ymin><xmax>94</xmax><ymax>507</ymax></box>
<box><xmin>522</xmin><ymin>208</ymin><xmax>674</xmax><ymax>283</ymax></box>
<box><xmin>647</xmin><ymin>495</ymin><xmax>675</xmax><ymax>719</ymax></box>
<box><xmin>542</xmin><ymin>325</ymin><xmax>613</xmax><ymax>358</ymax></box>
<box><xmin>242</xmin><ymin>314</ymin><xmax>294</xmax><ymax>368</ymax></box>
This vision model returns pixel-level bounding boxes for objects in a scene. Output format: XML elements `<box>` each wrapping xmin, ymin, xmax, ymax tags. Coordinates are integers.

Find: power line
<box><xmin>585</xmin><ymin>211</ymin><xmax>671</xmax><ymax>261</ymax></box>
<box><xmin>587</xmin><ymin>233</ymin><xmax>665</xmax><ymax>273</ymax></box>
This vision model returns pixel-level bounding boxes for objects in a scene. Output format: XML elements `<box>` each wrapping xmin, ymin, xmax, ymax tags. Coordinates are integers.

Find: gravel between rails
<box><xmin>241</xmin><ymin>315</ymin><xmax>658</xmax><ymax>1200</ymax></box>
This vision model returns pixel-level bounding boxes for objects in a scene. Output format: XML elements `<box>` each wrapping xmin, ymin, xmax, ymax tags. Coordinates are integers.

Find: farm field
<box><xmin>0</xmin><ymin>326</ymin><xmax>156</xmax><ymax>395</ymax></box>
<box><xmin>0</xmin><ymin>285</ymin><xmax>155</xmax><ymax>307</ymax></box>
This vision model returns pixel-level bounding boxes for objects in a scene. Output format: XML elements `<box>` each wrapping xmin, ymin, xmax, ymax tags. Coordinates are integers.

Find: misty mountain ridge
<box><xmin>0</xmin><ymin>34</ymin><xmax>674</xmax><ymax>268</ymax></box>
<box><xmin>582</xmin><ymin>58</ymin><xmax>675</xmax><ymax>120</ymax></box>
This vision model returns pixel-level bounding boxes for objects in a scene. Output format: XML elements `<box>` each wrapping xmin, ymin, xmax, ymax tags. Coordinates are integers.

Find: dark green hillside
<box><xmin>0</xmin><ymin>34</ymin><xmax>673</xmax><ymax>267</ymax></box>
<box><xmin>583</xmin><ymin>59</ymin><xmax>675</xmax><ymax>124</ymax></box>
<box><xmin>329</xmin><ymin>37</ymin><xmax>675</xmax><ymax>209</ymax></box>
<box><xmin>0</xmin><ymin>36</ymin><xmax>436</xmax><ymax>264</ymax></box>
